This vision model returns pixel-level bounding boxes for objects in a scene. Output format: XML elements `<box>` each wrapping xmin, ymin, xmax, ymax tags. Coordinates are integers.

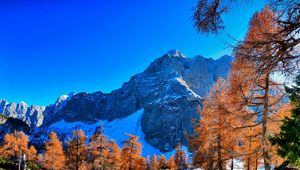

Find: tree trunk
<box><xmin>18</xmin><ymin>153</ymin><xmax>21</xmax><ymax>170</ymax></box>
<box><xmin>217</xmin><ymin>135</ymin><xmax>223</xmax><ymax>170</ymax></box>
<box><xmin>255</xmin><ymin>157</ymin><xmax>258</xmax><ymax>170</ymax></box>
<box><xmin>208</xmin><ymin>158</ymin><xmax>214</xmax><ymax>170</ymax></box>
<box><xmin>23</xmin><ymin>153</ymin><xmax>26</xmax><ymax>170</ymax></box>
<box><xmin>247</xmin><ymin>138</ymin><xmax>252</xmax><ymax>170</ymax></box>
<box><xmin>230</xmin><ymin>158</ymin><xmax>234</xmax><ymax>170</ymax></box>
<box><xmin>247</xmin><ymin>157</ymin><xmax>250</xmax><ymax>170</ymax></box>
<box><xmin>262</xmin><ymin>74</ymin><xmax>271</xmax><ymax>170</ymax></box>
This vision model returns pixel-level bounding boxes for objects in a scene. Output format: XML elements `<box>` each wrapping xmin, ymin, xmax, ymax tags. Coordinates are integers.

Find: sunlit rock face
<box><xmin>0</xmin><ymin>99</ymin><xmax>45</xmax><ymax>127</ymax></box>
<box><xmin>0</xmin><ymin>50</ymin><xmax>232</xmax><ymax>152</ymax></box>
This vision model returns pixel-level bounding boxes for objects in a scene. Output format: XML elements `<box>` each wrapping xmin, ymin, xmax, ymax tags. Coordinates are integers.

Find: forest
<box><xmin>0</xmin><ymin>128</ymin><xmax>188</xmax><ymax>170</ymax></box>
<box><xmin>0</xmin><ymin>0</ymin><xmax>300</xmax><ymax>169</ymax></box>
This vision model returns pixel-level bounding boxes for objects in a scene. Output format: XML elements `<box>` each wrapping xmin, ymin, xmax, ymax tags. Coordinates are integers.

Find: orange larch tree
<box><xmin>174</xmin><ymin>144</ymin><xmax>188</xmax><ymax>169</ymax></box>
<box><xmin>0</xmin><ymin>131</ymin><xmax>29</xmax><ymax>159</ymax></box>
<box><xmin>191</xmin><ymin>79</ymin><xmax>239</xmax><ymax>169</ymax></box>
<box><xmin>159</xmin><ymin>155</ymin><xmax>167</xmax><ymax>169</ymax></box>
<box><xmin>27</xmin><ymin>145</ymin><xmax>37</xmax><ymax>161</ymax></box>
<box><xmin>120</xmin><ymin>134</ymin><xmax>143</xmax><ymax>170</ymax></box>
<box><xmin>67</xmin><ymin>130</ymin><xmax>87</xmax><ymax>170</ymax></box>
<box><xmin>168</xmin><ymin>156</ymin><xmax>176</xmax><ymax>170</ymax></box>
<box><xmin>42</xmin><ymin>131</ymin><xmax>66</xmax><ymax>170</ymax></box>
<box><xmin>0</xmin><ymin>131</ymin><xmax>37</xmax><ymax>169</ymax></box>
<box><xmin>88</xmin><ymin>126</ymin><xmax>110</xmax><ymax>169</ymax></box>
<box><xmin>89</xmin><ymin>126</ymin><xmax>121</xmax><ymax>170</ymax></box>
<box><xmin>106</xmin><ymin>140</ymin><xmax>121</xmax><ymax>169</ymax></box>
<box><xmin>232</xmin><ymin>6</ymin><xmax>288</xmax><ymax>169</ymax></box>
<box><xmin>150</xmin><ymin>155</ymin><xmax>159</xmax><ymax>170</ymax></box>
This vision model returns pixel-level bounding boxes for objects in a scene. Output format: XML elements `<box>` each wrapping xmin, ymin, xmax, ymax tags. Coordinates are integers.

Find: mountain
<box><xmin>0</xmin><ymin>50</ymin><xmax>233</xmax><ymax>154</ymax></box>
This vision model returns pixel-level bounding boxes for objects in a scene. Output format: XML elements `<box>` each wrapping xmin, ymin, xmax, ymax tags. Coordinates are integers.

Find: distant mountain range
<box><xmin>0</xmin><ymin>50</ymin><xmax>232</xmax><ymax>155</ymax></box>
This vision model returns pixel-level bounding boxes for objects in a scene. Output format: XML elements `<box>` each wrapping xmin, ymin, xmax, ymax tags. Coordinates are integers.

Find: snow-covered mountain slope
<box><xmin>0</xmin><ymin>49</ymin><xmax>232</xmax><ymax>153</ymax></box>
<box><xmin>36</xmin><ymin>109</ymin><xmax>188</xmax><ymax>157</ymax></box>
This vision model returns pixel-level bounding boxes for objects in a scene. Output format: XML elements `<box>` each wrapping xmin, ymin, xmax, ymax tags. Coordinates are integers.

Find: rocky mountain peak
<box><xmin>166</xmin><ymin>49</ymin><xmax>186</xmax><ymax>58</ymax></box>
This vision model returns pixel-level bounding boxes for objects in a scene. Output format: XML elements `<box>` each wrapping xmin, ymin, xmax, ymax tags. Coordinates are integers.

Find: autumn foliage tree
<box><xmin>193</xmin><ymin>0</ymin><xmax>300</xmax><ymax>57</ymax></box>
<box><xmin>67</xmin><ymin>130</ymin><xmax>88</xmax><ymax>170</ymax></box>
<box><xmin>232</xmin><ymin>6</ymin><xmax>289</xmax><ymax>169</ymax></box>
<box><xmin>27</xmin><ymin>145</ymin><xmax>37</xmax><ymax>162</ymax></box>
<box><xmin>168</xmin><ymin>156</ymin><xmax>176</xmax><ymax>170</ymax></box>
<box><xmin>174</xmin><ymin>144</ymin><xmax>188</xmax><ymax>170</ymax></box>
<box><xmin>0</xmin><ymin>131</ymin><xmax>29</xmax><ymax>159</ymax></box>
<box><xmin>159</xmin><ymin>155</ymin><xmax>167</xmax><ymax>169</ymax></box>
<box><xmin>42</xmin><ymin>131</ymin><xmax>66</xmax><ymax>170</ymax></box>
<box><xmin>120</xmin><ymin>134</ymin><xmax>143</xmax><ymax>170</ymax></box>
<box><xmin>191</xmin><ymin>79</ymin><xmax>238</xmax><ymax>169</ymax></box>
<box><xmin>0</xmin><ymin>131</ymin><xmax>37</xmax><ymax>169</ymax></box>
<box><xmin>150</xmin><ymin>155</ymin><xmax>159</xmax><ymax>170</ymax></box>
<box><xmin>106</xmin><ymin>140</ymin><xmax>121</xmax><ymax>169</ymax></box>
<box><xmin>89</xmin><ymin>126</ymin><xmax>121</xmax><ymax>169</ymax></box>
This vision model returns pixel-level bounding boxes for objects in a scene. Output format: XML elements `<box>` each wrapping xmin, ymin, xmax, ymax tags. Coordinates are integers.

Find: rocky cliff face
<box><xmin>0</xmin><ymin>50</ymin><xmax>232</xmax><ymax>152</ymax></box>
<box><xmin>0</xmin><ymin>99</ymin><xmax>45</xmax><ymax>127</ymax></box>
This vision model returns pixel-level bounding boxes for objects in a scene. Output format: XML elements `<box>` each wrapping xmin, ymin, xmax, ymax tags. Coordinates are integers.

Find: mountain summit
<box><xmin>0</xmin><ymin>50</ymin><xmax>232</xmax><ymax>153</ymax></box>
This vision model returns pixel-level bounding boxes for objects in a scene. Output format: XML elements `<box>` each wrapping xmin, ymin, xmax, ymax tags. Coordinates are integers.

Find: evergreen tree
<box><xmin>270</xmin><ymin>75</ymin><xmax>300</xmax><ymax>167</ymax></box>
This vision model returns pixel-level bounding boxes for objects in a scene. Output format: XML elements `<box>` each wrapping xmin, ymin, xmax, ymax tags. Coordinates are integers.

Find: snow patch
<box><xmin>48</xmin><ymin>109</ymin><xmax>182</xmax><ymax>157</ymax></box>
<box><xmin>19</xmin><ymin>101</ymin><xmax>28</xmax><ymax>106</ymax></box>
<box><xmin>175</xmin><ymin>77</ymin><xmax>202</xmax><ymax>100</ymax></box>
<box><xmin>167</xmin><ymin>49</ymin><xmax>186</xmax><ymax>58</ymax></box>
<box><xmin>54</xmin><ymin>92</ymin><xmax>75</xmax><ymax>112</ymax></box>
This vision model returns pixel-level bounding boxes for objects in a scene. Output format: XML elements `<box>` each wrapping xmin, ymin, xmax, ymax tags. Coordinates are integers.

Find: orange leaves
<box><xmin>174</xmin><ymin>144</ymin><xmax>188</xmax><ymax>169</ymax></box>
<box><xmin>168</xmin><ymin>156</ymin><xmax>176</xmax><ymax>170</ymax></box>
<box><xmin>246</xmin><ymin>6</ymin><xmax>278</xmax><ymax>43</ymax></box>
<box><xmin>66</xmin><ymin>130</ymin><xmax>87</xmax><ymax>170</ymax></box>
<box><xmin>27</xmin><ymin>145</ymin><xmax>37</xmax><ymax>161</ymax></box>
<box><xmin>120</xmin><ymin>134</ymin><xmax>143</xmax><ymax>170</ymax></box>
<box><xmin>0</xmin><ymin>129</ymin><xmax>186</xmax><ymax>170</ymax></box>
<box><xmin>0</xmin><ymin>131</ymin><xmax>34</xmax><ymax>160</ymax></box>
<box><xmin>0</xmin><ymin>131</ymin><xmax>37</xmax><ymax>169</ymax></box>
<box><xmin>42</xmin><ymin>132</ymin><xmax>66</xmax><ymax>170</ymax></box>
<box><xmin>89</xmin><ymin>127</ymin><xmax>121</xmax><ymax>169</ymax></box>
<box><xmin>268</xmin><ymin>103</ymin><xmax>292</xmax><ymax>134</ymax></box>
<box><xmin>192</xmin><ymin>78</ymin><xmax>236</xmax><ymax>168</ymax></box>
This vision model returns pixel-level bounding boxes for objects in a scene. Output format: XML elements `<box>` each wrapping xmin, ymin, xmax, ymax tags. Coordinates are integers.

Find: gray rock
<box><xmin>0</xmin><ymin>100</ymin><xmax>45</xmax><ymax>127</ymax></box>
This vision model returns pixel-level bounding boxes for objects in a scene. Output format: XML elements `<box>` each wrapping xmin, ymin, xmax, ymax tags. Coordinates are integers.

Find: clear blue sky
<box><xmin>0</xmin><ymin>0</ymin><xmax>265</xmax><ymax>106</ymax></box>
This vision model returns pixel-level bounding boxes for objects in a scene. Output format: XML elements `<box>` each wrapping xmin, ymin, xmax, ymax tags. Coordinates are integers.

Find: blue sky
<box><xmin>0</xmin><ymin>0</ymin><xmax>265</xmax><ymax>106</ymax></box>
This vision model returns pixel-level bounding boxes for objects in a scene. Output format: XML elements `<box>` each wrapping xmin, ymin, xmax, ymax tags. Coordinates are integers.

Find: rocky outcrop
<box><xmin>0</xmin><ymin>50</ymin><xmax>232</xmax><ymax>152</ymax></box>
<box><xmin>0</xmin><ymin>99</ymin><xmax>45</xmax><ymax>127</ymax></box>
